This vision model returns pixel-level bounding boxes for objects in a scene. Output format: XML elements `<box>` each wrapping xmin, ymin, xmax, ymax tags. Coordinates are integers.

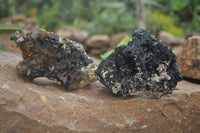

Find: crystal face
<box><xmin>11</xmin><ymin>29</ymin><xmax>97</xmax><ymax>89</ymax></box>
<box><xmin>95</xmin><ymin>29</ymin><xmax>182</xmax><ymax>98</ymax></box>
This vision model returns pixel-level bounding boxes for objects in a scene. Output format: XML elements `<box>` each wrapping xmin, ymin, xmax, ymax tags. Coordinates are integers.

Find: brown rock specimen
<box><xmin>10</xmin><ymin>29</ymin><xmax>97</xmax><ymax>89</ymax></box>
<box><xmin>177</xmin><ymin>36</ymin><xmax>200</xmax><ymax>80</ymax></box>
<box><xmin>158</xmin><ymin>31</ymin><xmax>186</xmax><ymax>47</ymax></box>
<box><xmin>0</xmin><ymin>51</ymin><xmax>200</xmax><ymax>133</ymax></box>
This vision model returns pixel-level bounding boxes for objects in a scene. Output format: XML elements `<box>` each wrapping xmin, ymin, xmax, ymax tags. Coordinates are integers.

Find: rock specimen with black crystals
<box><xmin>11</xmin><ymin>29</ymin><xmax>97</xmax><ymax>89</ymax></box>
<box><xmin>95</xmin><ymin>29</ymin><xmax>182</xmax><ymax>98</ymax></box>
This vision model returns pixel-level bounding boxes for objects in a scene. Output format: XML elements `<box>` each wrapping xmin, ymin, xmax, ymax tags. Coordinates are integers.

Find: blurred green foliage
<box><xmin>145</xmin><ymin>11</ymin><xmax>184</xmax><ymax>37</ymax></box>
<box><xmin>157</xmin><ymin>0</ymin><xmax>200</xmax><ymax>32</ymax></box>
<box><xmin>0</xmin><ymin>24</ymin><xmax>21</xmax><ymax>33</ymax></box>
<box><xmin>0</xmin><ymin>0</ymin><xmax>199</xmax><ymax>35</ymax></box>
<box><xmin>73</xmin><ymin>8</ymin><xmax>136</xmax><ymax>35</ymax></box>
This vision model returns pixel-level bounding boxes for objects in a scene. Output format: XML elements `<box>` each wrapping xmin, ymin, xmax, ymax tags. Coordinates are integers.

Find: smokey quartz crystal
<box><xmin>96</xmin><ymin>29</ymin><xmax>182</xmax><ymax>98</ymax></box>
<box><xmin>11</xmin><ymin>29</ymin><xmax>97</xmax><ymax>89</ymax></box>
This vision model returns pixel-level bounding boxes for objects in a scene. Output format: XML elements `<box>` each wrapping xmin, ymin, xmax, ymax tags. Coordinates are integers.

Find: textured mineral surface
<box><xmin>177</xmin><ymin>36</ymin><xmax>200</xmax><ymax>80</ymax></box>
<box><xmin>96</xmin><ymin>29</ymin><xmax>182</xmax><ymax>98</ymax></box>
<box><xmin>10</xmin><ymin>29</ymin><xmax>97</xmax><ymax>89</ymax></box>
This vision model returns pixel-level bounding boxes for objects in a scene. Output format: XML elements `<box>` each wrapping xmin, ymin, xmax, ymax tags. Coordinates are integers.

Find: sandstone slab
<box><xmin>177</xmin><ymin>36</ymin><xmax>200</xmax><ymax>80</ymax></box>
<box><xmin>0</xmin><ymin>51</ymin><xmax>200</xmax><ymax>133</ymax></box>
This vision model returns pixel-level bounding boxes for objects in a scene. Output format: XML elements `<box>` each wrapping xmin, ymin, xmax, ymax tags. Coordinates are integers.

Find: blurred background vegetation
<box><xmin>0</xmin><ymin>0</ymin><xmax>200</xmax><ymax>37</ymax></box>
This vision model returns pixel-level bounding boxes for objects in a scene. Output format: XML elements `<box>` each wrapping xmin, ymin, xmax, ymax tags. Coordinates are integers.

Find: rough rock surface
<box><xmin>10</xmin><ymin>29</ymin><xmax>97</xmax><ymax>89</ymax></box>
<box><xmin>177</xmin><ymin>36</ymin><xmax>200</xmax><ymax>80</ymax></box>
<box><xmin>0</xmin><ymin>51</ymin><xmax>200</xmax><ymax>133</ymax></box>
<box><xmin>96</xmin><ymin>29</ymin><xmax>182</xmax><ymax>98</ymax></box>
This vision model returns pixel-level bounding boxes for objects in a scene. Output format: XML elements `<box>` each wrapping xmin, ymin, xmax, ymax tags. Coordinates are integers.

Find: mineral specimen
<box><xmin>177</xmin><ymin>36</ymin><xmax>200</xmax><ymax>80</ymax></box>
<box><xmin>11</xmin><ymin>29</ymin><xmax>97</xmax><ymax>89</ymax></box>
<box><xmin>95</xmin><ymin>29</ymin><xmax>182</xmax><ymax>98</ymax></box>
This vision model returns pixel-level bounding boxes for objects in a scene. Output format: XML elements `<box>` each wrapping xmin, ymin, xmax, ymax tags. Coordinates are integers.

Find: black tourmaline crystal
<box><xmin>11</xmin><ymin>29</ymin><xmax>96</xmax><ymax>89</ymax></box>
<box><xmin>96</xmin><ymin>29</ymin><xmax>182</xmax><ymax>98</ymax></box>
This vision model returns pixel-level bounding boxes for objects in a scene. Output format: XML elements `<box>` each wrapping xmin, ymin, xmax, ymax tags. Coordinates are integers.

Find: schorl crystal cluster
<box><xmin>11</xmin><ymin>29</ymin><xmax>96</xmax><ymax>89</ymax></box>
<box><xmin>96</xmin><ymin>29</ymin><xmax>182</xmax><ymax>98</ymax></box>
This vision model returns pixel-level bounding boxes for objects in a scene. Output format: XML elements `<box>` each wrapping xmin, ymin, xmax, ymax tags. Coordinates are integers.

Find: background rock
<box><xmin>56</xmin><ymin>29</ymin><xmax>128</xmax><ymax>58</ymax></box>
<box><xmin>0</xmin><ymin>51</ymin><xmax>200</xmax><ymax>133</ymax></box>
<box><xmin>57</xmin><ymin>27</ymin><xmax>89</xmax><ymax>44</ymax></box>
<box><xmin>71</xmin><ymin>30</ymin><xmax>89</xmax><ymax>43</ymax></box>
<box><xmin>57</xmin><ymin>26</ymin><xmax>79</xmax><ymax>39</ymax></box>
<box><xmin>110</xmin><ymin>32</ymin><xmax>129</xmax><ymax>49</ymax></box>
<box><xmin>1</xmin><ymin>15</ymin><xmax>40</xmax><ymax>34</ymax></box>
<box><xmin>158</xmin><ymin>31</ymin><xmax>186</xmax><ymax>47</ymax></box>
<box><xmin>86</xmin><ymin>35</ymin><xmax>110</xmax><ymax>48</ymax></box>
<box><xmin>177</xmin><ymin>36</ymin><xmax>200</xmax><ymax>80</ymax></box>
<box><xmin>89</xmin><ymin>48</ymin><xmax>103</xmax><ymax>56</ymax></box>
<box><xmin>85</xmin><ymin>35</ymin><xmax>110</xmax><ymax>57</ymax></box>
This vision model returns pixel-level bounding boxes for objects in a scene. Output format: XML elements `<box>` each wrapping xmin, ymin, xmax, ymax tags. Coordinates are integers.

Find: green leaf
<box><xmin>171</xmin><ymin>0</ymin><xmax>189</xmax><ymax>10</ymax></box>
<box><xmin>0</xmin><ymin>24</ymin><xmax>21</xmax><ymax>34</ymax></box>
